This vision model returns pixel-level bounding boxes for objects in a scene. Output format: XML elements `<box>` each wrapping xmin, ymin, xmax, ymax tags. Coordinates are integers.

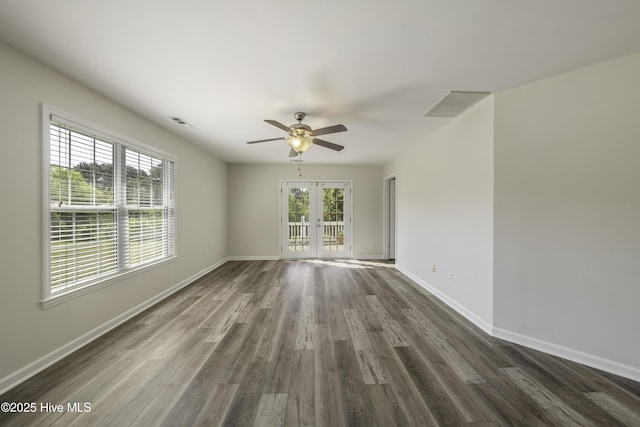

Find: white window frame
<box><xmin>41</xmin><ymin>104</ymin><xmax>177</xmax><ymax>308</ymax></box>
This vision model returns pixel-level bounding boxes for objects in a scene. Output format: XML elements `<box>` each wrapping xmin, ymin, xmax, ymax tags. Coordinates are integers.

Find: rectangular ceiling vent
<box><xmin>170</xmin><ymin>116</ymin><xmax>193</xmax><ymax>127</ymax></box>
<box><xmin>423</xmin><ymin>91</ymin><xmax>491</xmax><ymax>117</ymax></box>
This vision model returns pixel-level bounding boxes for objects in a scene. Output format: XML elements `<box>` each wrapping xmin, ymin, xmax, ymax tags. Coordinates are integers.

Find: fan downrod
<box><xmin>293</xmin><ymin>112</ymin><xmax>306</xmax><ymax>122</ymax></box>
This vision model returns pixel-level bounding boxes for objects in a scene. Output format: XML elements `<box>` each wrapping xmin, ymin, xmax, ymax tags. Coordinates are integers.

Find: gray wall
<box><xmin>493</xmin><ymin>52</ymin><xmax>640</xmax><ymax>372</ymax></box>
<box><xmin>384</xmin><ymin>97</ymin><xmax>495</xmax><ymax>330</ymax></box>
<box><xmin>0</xmin><ymin>41</ymin><xmax>228</xmax><ymax>385</ymax></box>
<box><xmin>227</xmin><ymin>164</ymin><xmax>384</xmax><ymax>259</ymax></box>
<box><xmin>385</xmin><ymin>52</ymin><xmax>640</xmax><ymax>379</ymax></box>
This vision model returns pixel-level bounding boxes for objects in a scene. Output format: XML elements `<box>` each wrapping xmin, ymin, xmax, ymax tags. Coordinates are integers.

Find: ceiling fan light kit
<box><xmin>288</xmin><ymin>136</ymin><xmax>313</xmax><ymax>153</ymax></box>
<box><xmin>246</xmin><ymin>111</ymin><xmax>347</xmax><ymax>158</ymax></box>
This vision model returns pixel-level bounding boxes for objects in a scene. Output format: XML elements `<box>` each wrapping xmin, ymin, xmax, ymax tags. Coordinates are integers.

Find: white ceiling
<box><xmin>1</xmin><ymin>0</ymin><xmax>640</xmax><ymax>165</ymax></box>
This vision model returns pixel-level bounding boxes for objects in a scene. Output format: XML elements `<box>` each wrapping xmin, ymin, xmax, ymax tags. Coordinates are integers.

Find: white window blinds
<box><xmin>44</xmin><ymin>108</ymin><xmax>175</xmax><ymax>302</ymax></box>
<box><xmin>124</xmin><ymin>149</ymin><xmax>175</xmax><ymax>268</ymax></box>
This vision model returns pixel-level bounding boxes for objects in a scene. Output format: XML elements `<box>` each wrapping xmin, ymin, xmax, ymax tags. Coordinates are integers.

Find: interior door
<box><xmin>281</xmin><ymin>181</ymin><xmax>351</xmax><ymax>259</ymax></box>
<box><xmin>388</xmin><ymin>177</ymin><xmax>396</xmax><ymax>260</ymax></box>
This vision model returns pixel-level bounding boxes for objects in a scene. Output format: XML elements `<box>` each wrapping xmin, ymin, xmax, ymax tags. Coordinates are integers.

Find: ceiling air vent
<box><xmin>170</xmin><ymin>116</ymin><xmax>193</xmax><ymax>127</ymax></box>
<box><xmin>423</xmin><ymin>91</ymin><xmax>491</xmax><ymax>117</ymax></box>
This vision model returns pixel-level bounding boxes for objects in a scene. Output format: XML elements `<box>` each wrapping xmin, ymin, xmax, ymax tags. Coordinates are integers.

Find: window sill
<box><xmin>40</xmin><ymin>255</ymin><xmax>178</xmax><ymax>309</ymax></box>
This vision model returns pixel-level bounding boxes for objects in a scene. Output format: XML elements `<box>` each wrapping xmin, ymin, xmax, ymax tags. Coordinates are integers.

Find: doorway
<box><xmin>384</xmin><ymin>175</ymin><xmax>397</xmax><ymax>261</ymax></box>
<box><xmin>281</xmin><ymin>181</ymin><xmax>352</xmax><ymax>259</ymax></box>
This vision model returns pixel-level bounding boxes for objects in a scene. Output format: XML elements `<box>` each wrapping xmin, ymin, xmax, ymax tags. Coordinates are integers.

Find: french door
<box><xmin>281</xmin><ymin>181</ymin><xmax>352</xmax><ymax>259</ymax></box>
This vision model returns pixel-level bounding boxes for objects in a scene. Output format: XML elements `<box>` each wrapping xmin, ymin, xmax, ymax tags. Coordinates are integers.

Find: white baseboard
<box><xmin>227</xmin><ymin>255</ymin><xmax>386</xmax><ymax>261</ymax></box>
<box><xmin>227</xmin><ymin>255</ymin><xmax>281</xmax><ymax>261</ymax></box>
<box><xmin>492</xmin><ymin>327</ymin><xmax>640</xmax><ymax>383</ymax></box>
<box><xmin>352</xmin><ymin>255</ymin><xmax>385</xmax><ymax>260</ymax></box>
<box><xmin>395</xmin><ymin>265</ymin><xmax>493</xmax><ymax>335</ymax></box>
<box><xmin>0</xmin><ymin>257</ymin><xmax>229</xmax><ymax>396</ymax></box>
<box><xmin>394</xmin><ymin>264</ymin><xmax>640</xmax><ymax>383</ymax></box>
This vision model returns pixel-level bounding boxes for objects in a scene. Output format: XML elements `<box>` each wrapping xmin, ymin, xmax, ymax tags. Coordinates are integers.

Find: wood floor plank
<box><xmin>237</xmin><ymin>268</ymin><xmax>282</xmax><ymax>324</ymax></box>
<box><xmin>0</xmin><ymin>349</ymin><xmax>133</xmax><ymax>427</ymax></box>
<box><xmin>68</xmin><ymin>330</ymin><xmax>209</xmax><ymax>425</ymax></box>
<box><xmin>323</xmin><ymin>267</ymin><xmax>351</xmax><ymax>342</ymax></box>
<box><xmin>585</xmin><ymin>391</ymin><xmax>640</xmax><ymax>426</ymax></box>
<box><xmin>390</xmin><ymin>317</ymin><xmax>497</xmax><ymax>423</ymax></box>
<box><xmin>403</xmin><ymin>308</ymin><xmax>486</xmax><ymax>384</ymax></box>
<box><xmin>406</xmin><ymin>279</ymin><xmax>501</xmax><ymax>350</ymax></box>
<box><xmin>348</xmin><ymin>267</ymin><xmax>378</xmax><ymax>296</ymax></box>
<box><xmin>212</xmin><ymin>281</ymin><xmax>239</xmax><ymax>301</ymax></box>
<box><xmin>501</xmin><ymin>366</ymin><xmax>595</xmax><ymax>426</ymax></box>
<box><xmin>180</xmin><ymin>291</ymin><xmax>226</xmax><ymax>321</ymax></box>
<box><xmin>191</xmin><ymin>383</ymin><xmax>240</xmax><ymax>426</ymax></box>
<box><xmin>343</xmin><ymin>308</ymin><xmax>387</xmax><ymax>384</ymax></box>
<box><xmin>302</xmin><ymin>264</ymin><xmax>315</xmax><ymax>297</ymax></box>
<box><xmin>333</xmin><ymin>339</ymin><xmax>375</xmax><ymax>427</ymax></box>
<box><xmin>347</xmin><ymin>295</ymin><xmax>383</xmax><ymax>333</ymax></box>
<box><xmin>357</xmin><ymin>268</ymin><xmax>410</xmax><ymax>320</ymax></box>
<box><xmin>159</xmin><ymin>323</ymin><xmax>249</xmax><ymax>425</ymax></box>
<box><xmin>469</xmin><ymin>382</ymin><xmax>534</xmax><ymax>426</ymax></box>
<box><xmin>254</xmin><ymin>300</ymin><xmax>289</xmax><ymax>364</ymax></box>
<box><xmin>99</xmin><ymin>331</ymin><xmax>212</xmax><ymax>426</ymax></box>
<box><xmin>260</xmin><ymin>284</ymin><xmax>281</xmax><ymax>309</ymax></box>
<box><xmin>222</xmin><ymin>362</ymin><xmax>268</xmax><ymax>426</ymax></box>
<box><xmin>327</xmin><ymin>295</ymin><xmax>351</xmax><ymax>341</ymax></box>
<box><xmin>203</xmin><ymin>292</ymin><xmax>254</xmax><ymax>342</ymax></box>
<box><xmin>216</xmin><ymin>309</ymin><xmax>270</xmax><ymax>384</ymax></box>
<box><xmin>495</xmin><ymin>343</ymin><xmax>626</xmax><ymax>425</ymax></box>
<box><xmin>66</xmin><ymin>359</ymin><xmax>163</xmax><ymax>427</ymax></box>
<box><xmin>285</xmin><ymin>350</ymin><xmax>314</xmax><ymax>427</ymax></box>
<box><xmin>394</xmin><ymin>345</ymin><xmax>471</xmax><ymax>426</ymax></box>
<box><xmin>2</xmin><ymin>260</ymin><xmax>639</xmax><ymax>427</ymax></box>
<box><xmin>129</xmin><ymin>340</ymin><xmax>220</xmax><ymax>426</ymax></box>
<box><xmin>365</xmin><ymin>383</ymin><xmax>412</xmax><ymax>426</ymax></box>
<box><xmin>365</xmin><ymin>295</ymin><xmax>410</xmax><ymax>347</ymax></box>
<box><xmin>368</xmin><ymin>331</ymin><xmax>440</xmax><ymax>426</ymax></box>
<box><xmin>254</xmin><ymin>393</ymin><xmax>288</xmax><ymax>427</ymax></box>
<box><xmin>0</xmin><ymin>334</ymin><xmax>124</xmax><ymax>400</ymax></box>
<box><xmin>315</xmin><ymin>323</ymin><xmax>346</xmax><ymax>427</ymax></box>
<box><xmin>262</xmin><ymin>300</ymin><xmax>299</xmax><ymax>394</ymax></box>
<box><xmin>294</xmin><ymin>296</ymin><xmax>315</xmax><ymax>350</ymax></box>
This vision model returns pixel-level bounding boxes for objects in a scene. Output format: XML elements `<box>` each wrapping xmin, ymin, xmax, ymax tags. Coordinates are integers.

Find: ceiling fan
<box><xmin>246</xmin><ymin>112</ymin><xmax>347</xmax><ymax>157</ymax></box>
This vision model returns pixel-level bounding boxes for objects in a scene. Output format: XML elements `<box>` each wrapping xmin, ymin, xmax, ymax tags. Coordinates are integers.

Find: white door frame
<box><xmin>280</xmin><ymin>180</ymin><xmax>353</xmax><ymax>259</ymax></box>
<box><xmin>383</xmin><ymin>173</ymin><xmax>397</xmax><ymax>260</ymax></box>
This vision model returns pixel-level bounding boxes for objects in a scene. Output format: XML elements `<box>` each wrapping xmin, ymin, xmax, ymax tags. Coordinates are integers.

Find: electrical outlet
<box><xmin>432</xmin><ymin>264</ymin><xmax>436</xmax><ymax>273</ymax></box>
<box><xmin>448</xmin><ymin>271</ymin><xmax>453</xmax><ymax>283</ymax></box>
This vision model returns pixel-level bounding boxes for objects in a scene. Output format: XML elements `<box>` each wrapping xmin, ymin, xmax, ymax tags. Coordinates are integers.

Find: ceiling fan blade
<box><xmin>246</xmin><ymin>137</ymin><xmax>285</xmax><ymax>144</ymax></box>
<box><xmin>289</xmin><ymin>148</ymin><xmax>298</xmax><ymax>157</ymax></box>
<box><xmin>312</xmin><ymin>138</ymin><xmax>344</xmax><ymax>151</ymax></box>
<box><xmin>312</xmin><ymin>124</ymin><xmax>347</xmax><ymax>137</ymax></box>
<box><xmin>264</xmin><ymin>120</ymin><xmax>292</xmax><ymax>133</ymax></box>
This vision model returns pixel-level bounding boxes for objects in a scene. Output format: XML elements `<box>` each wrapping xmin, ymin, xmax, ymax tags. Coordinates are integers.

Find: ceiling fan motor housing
<box><xmin>290</xmin><ymin>122</ymin><xmax>312</xmax><ymax>137</ymax></box>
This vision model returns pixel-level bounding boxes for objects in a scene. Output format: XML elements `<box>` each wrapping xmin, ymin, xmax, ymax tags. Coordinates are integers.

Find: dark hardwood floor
<box><xmin>1</xmin><ymin>260</ymin><xmax>639</xmax><ymax>426</ymax></box>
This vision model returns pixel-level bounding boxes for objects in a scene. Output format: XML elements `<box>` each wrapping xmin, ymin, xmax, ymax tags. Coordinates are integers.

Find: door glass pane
<box><xmin>322</xmin><ymin>187</ymin><xmax>345</xmax><ymax>252</ymax></box>
<box><xmin>288</xmin><ymin>187</ymin><xmax>310</xmax><ymax>252</ymax></box>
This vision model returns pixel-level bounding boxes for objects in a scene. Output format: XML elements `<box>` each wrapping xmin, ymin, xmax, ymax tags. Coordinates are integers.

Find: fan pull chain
<box><xmin>297</xmin><ymin>152</ymin><xmax>302</xmax><ymax>177</ymax></box>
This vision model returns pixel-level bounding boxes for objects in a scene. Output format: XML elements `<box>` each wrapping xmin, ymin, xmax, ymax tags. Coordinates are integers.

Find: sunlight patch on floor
<box><xmin>299</xmin><ymin>259</ymin><xmax>394</xmax><ymax>269</ymax></box>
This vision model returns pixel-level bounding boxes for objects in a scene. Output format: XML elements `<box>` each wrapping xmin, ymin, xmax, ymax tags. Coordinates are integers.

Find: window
<box><xmin>43</xmin><ymin>106</ymin><xmax>175</xmax><ymax>306</ymax></box>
